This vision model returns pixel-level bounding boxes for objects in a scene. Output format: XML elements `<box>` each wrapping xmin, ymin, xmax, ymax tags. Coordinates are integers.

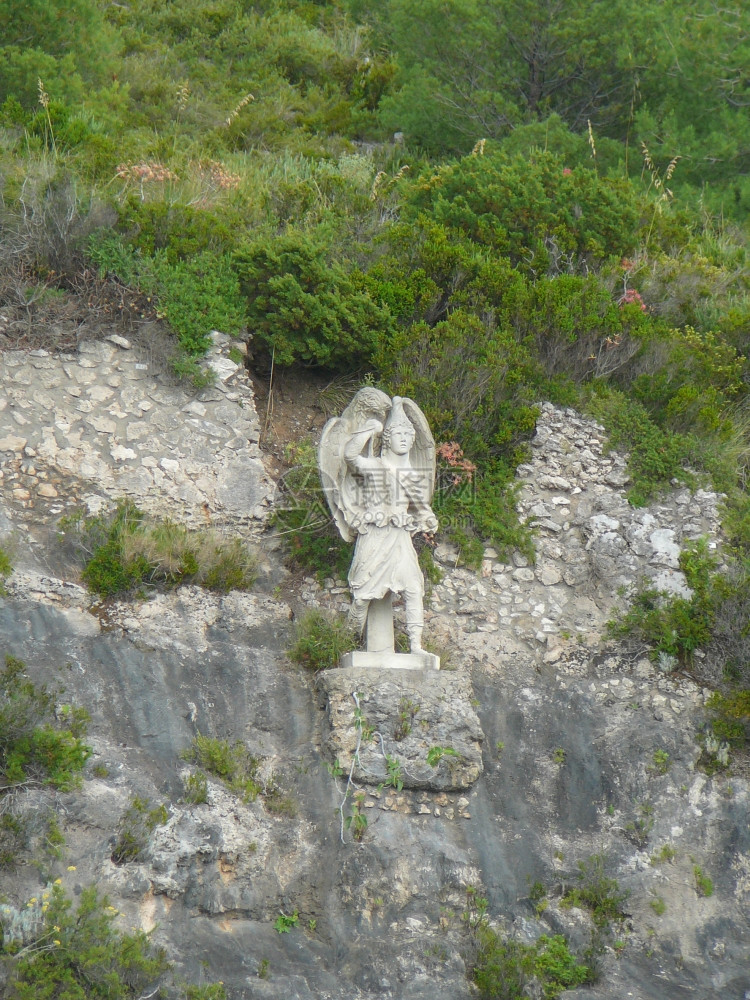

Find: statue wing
<box><xmin>402</xmin><ymin>397</ymin><xmax>436</xmax><ymax>503</ymax></box>
<box><xmin>318</xmin><ymin>416</ymin><xmax>357</xmax><ymax>543</ymax></box>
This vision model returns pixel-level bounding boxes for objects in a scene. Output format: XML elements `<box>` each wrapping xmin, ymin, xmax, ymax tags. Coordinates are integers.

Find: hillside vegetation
<box><xmin>1</xmin><ymin>0</ymin><xmax>749</xmax><ymax>719</ymax></box>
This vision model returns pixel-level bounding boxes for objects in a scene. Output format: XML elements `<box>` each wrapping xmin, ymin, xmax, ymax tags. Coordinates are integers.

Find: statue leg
<box><xmin>403</xmin><ymin>586</ymin><xmax>424</xmax><ymax>652</ymax></box>
<box><xmin>347</xmin><ymin>598</ymin><xmax>369</xmax><ymax>635</ymax></box>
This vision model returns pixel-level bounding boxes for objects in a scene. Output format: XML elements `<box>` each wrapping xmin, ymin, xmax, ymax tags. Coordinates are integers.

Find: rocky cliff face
<box><xmin>0</xmin><ymin>339</ymin><xmax>748</xmax><ymax>999</ymax></box>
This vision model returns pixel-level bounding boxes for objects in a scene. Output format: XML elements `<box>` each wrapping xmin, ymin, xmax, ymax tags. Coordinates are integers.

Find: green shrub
<box><xmin>0</xmin><ymin>655</ymin><xmax>89</xmax><ymax>868</ymax></box>
<box><xmin>181</xmin><ymin>733</ymin><xmax>262</xmax><ymax>803</ymax></box>
<box><xmin>234</xmin><ymin>229</ymin><xmax>394</xmax><ymax>368</ymax></box>
<box><xmin>86</xmin><ymin>234</ymin><xmax>246</xmax><ymax>357</ymax></box>
<box><xmin>288</xmin><ymin>610</ymin><xmax>357</xmax><ymax>672</ymax></box>
<box><xmin>405</xmin><ymin>149</ymin><xmax>640</xmax><ymax>274</ymax></box>
<box><xmin>587</xmin><ymin>388</ymin><xmax>698</xmax><ymax>505</ymax></box>
<box><xmin>705</xmin><ymin>690</ymin><xmax>750</xmax><ymax>749</ymax></box>
<box><xmin>471</xmin><ymin>927</ymin><xmax>591</xmax><ymax>1000</ymax></box>
<box><xmin>433</xmin><ymin>460</ymin><xmax>534</xmax><ymax>568</ymax></box>
<box><xmin>608</xmin><ymin>539</ymin><xmax>750</xmax><ymax>680</ymax></box>
<box><xmin>111</xmin><ymin>796</ymin><xmax>168</xmax><ymax>865</ymax></box>
<box><xmin>61</xmin><ymin>500</ymin><xmax>257</xmax><ymax>597</ymax></box>
<box><xmin>381</xmin><ymin>310</ymin><xmax>540</xmax><ymax>465</ymax></box>
<box><xmin>0</xmin><ymin>655</ymin><xmax>91</xmax><ymax>792</ymax></box>
<box><xmin>26</xmin><ymin>99</ymin><xmax>119</xmax><ymax>178</ymax></box>
<box><xmin>0</xmin><ymin>545</ymin><xmax>11</xmax><ymax>594</ymax></box>
<box><xmin>116</xmin><ymin>199</ymin><xmax>241</xmax><ymax>262</ymax></box>
<box><xmin>2</xmin><ymin>884</ymin><xmax>170</xmax><ymax>999</ymax></box>
<box><xmin>149</xmin><ymin>250</ymin><xmax>246</xmax><ymax>356</ymax></box>
<box><xmin>561</xmin><ymin>854</ymin><xmax>628</xmax><ymax>929</ymax></box>
<box><xmin>183</xmin><ymin>985</ymin><xmax>227</xmax><ymax>1000</ymax></box>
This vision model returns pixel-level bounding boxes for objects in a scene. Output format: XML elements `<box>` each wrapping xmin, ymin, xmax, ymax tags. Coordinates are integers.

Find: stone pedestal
<box><xmin>340</xmin><ymin>650</ymin><xmax>440</xmax><ymax>670</ymax></box>
<box><xmin>317</xmin><ymin>666</ymin><xmax>483</xmax><ymax>791</ymax></box>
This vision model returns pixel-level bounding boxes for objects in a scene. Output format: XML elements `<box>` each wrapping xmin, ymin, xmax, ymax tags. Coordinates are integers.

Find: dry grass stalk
<box><xmin>587</xmin><ymin>119</ymin><xmax>597</xmax><ymax>169</ymax></box>
<box><xmin>370</xmin><ymin>165</ymin><xmax>409</xmax><ymax>201</ymax></box>
<box><xmin>641</xmin><ymin>142</ymin><xmax>681</xmax><ymax>203</ymax></box>
<box><xmin>226</xmin><ymin>93</ymin><xmax>254</xmax><ymax>126</ymax></box>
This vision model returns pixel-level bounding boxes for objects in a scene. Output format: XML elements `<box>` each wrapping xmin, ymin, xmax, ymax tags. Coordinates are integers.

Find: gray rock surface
<box><xmin>1</xmin><ymin>344</ymin><xmax>748</xmax><ymax>999</ymax></box>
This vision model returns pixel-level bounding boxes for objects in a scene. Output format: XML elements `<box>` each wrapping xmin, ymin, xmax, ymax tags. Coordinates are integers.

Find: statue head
<box><xmin>382</xmin><ymin>396</ymin><xmax>415</xmax><ymax>455</ymax></box>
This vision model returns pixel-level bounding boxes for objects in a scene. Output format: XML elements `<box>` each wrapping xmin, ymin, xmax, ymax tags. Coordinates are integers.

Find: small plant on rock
<box><xmin>0</xmin><ymin>545</ymin><xmax>12</xmax><ymax>594</ymax></box>
<box><xmin>650</xmin><ymin>843</ymin><xmax>676</xmax><ymax>865</ymax></box>
<box><xmin>649</xmin><ymin>895</ymin><xmax>666</xmax><ymax>915</ymax></box>
<box><xmin>382</xmin><ymin>754</ymin><xmax>404</xmax><ymax>792</ymax></box>
<box><xmin>344</xmin><ymin>791</ymin><xmax>368</xmax><ymax>841</ymax></box>
<box><xmin>624</xmin><ymin>801</ymin><xmax>654</xmax><ymax>848</ymax></box>
<box><xmin>111</xmin><ymin>796</ymin><xmax>168</xmax><ymax>865</ymax></box>
<box><xmin>561</xmin><ymin>854</ymin><xmax>629</xmax><ymax>929</ymax></box>
<box><xmin>393</xmin><ymin>697</ymin><xmax>420</xmax><ymax>741</ymax></box>
<box><xmin>693</xmin><ymin>865</ymin><xmax>714</xmax><ymax>897</ymax></box>
<box><xmin>181</xmin><ymin>734</ymin><xmax>262</xmax><ymax>803</ymax></box>
<box><xmin>427</xmin><ymin>746</ymin><xmax>460</xmax><ymax>767</ymax></box>
<box><xmin>182</xmin><ymin>770</ymin><xmax>208</xmax><ymax>805</ymax></box>
<box><xmin>273</xmin><ymin>910</ymin><xmax>299</xmax><ymax>933</ymax></box>
<box><xmin>288</xmin><ymin>610</ymin><xmax>357</xmax><ymax>671</ymax></box>
<box><xmin>649</xmin><ymin>749</ymin><xmax>671</xmax><ymax>775</ymax></box>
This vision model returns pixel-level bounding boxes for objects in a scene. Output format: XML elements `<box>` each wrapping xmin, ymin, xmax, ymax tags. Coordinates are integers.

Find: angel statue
<box><xmin>319</xmin><ymin>388</ymin><xmax>439</xmax><ymax>667</ymax></box>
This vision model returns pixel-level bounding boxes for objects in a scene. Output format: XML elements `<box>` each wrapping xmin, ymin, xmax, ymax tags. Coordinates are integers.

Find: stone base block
<box><xmin>339</xmin><ymin>650</ymin><xmax>440</xmax><ymax>671</ymax></box>
<box><xmin>317</xmin><ymin>665</ymin><xmax>483</xmax><ymax>791</ymax></box>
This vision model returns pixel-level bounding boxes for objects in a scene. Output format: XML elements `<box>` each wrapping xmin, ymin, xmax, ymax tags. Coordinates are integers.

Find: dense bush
<box><xmin>1</xmin><ymin>884</ymin><xmax>169</xmax><ymax>999</ymax></box>
<box><xmin>381</xmin><ymin>309</ymin><xmax>540</xmax><ymax>464</ymax></box>
<box><xmin>87</xmin><ymin>234</ymin><xmax>246</xmax><ymax>356</ymax></box>
<box><xmin>234</xmin><ymin>230</ymin><xmax>393</xmax><ymax>368</ymax></box>
<box><xmin>406</xmin><ymin>150</ymin><xmax>641</xmax><ymax>274</ymax></box>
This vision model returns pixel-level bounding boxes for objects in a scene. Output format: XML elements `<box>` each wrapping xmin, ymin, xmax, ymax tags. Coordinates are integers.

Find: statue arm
<box><xmin>344</xmin><ymin>420</ymin><xmax>383</xmax><ymax>473</ymax></box>
<box><xmin>404</xmin><ymin>476</ymin><xmax>439</xmax><ymax>533</ymax></box>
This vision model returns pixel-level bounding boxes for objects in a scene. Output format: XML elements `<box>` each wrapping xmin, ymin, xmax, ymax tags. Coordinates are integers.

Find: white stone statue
<box><xmin>319</xmin><ymin>389</ymin><xmax>439</xmax><ymax>667</ymax></box>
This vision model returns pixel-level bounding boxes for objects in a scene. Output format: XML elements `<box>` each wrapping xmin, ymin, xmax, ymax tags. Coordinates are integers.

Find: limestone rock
<box><xmin>317</xmin><ymin>667</ymin><xmax>483</xmax><ymax>791</ymax></box>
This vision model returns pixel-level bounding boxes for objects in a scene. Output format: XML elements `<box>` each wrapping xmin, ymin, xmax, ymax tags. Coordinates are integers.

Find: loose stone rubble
<box><xmin>0</xmin><ymin>332</ymin><xmax>271</xmax><ymax>531</ymax></box>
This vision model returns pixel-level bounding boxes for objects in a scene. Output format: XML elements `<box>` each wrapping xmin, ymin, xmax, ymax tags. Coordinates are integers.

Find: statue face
<box><xmin>386</xmin><ymin>425</ymin><xmax>415</xmax><ymax>455</ymax></box>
